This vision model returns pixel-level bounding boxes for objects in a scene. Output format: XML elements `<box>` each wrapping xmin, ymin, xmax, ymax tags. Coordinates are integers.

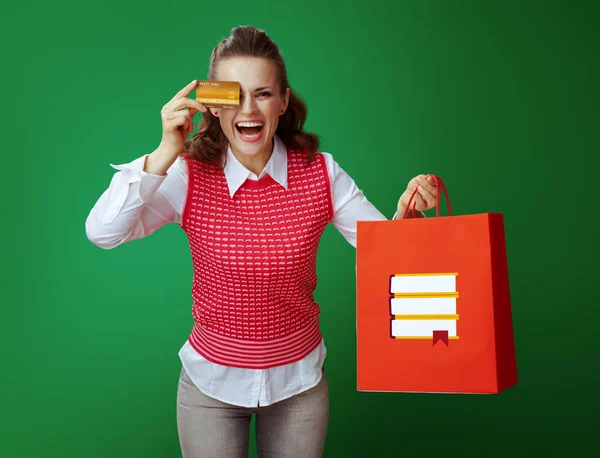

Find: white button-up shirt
<box><xmin>85</xmin><ymin>135</ymin><xmax>389</xmax><ymax>407</ymax></box>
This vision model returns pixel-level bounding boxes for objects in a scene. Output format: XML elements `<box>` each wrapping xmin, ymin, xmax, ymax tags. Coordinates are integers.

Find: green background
<box><xmin>2</xmin><ymin>0</ymin><xmax>598</xmax><ymax>456</ymax></box>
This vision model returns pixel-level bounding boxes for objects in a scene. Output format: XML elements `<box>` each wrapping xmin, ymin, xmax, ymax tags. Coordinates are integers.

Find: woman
<box><xmin>85</xmin><ymin>25</ymin><xmax>439</xmax><ymax>458</ymax></box>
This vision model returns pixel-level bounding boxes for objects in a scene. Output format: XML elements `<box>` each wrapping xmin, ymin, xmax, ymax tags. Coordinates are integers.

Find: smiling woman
<box><xmin>206</xmin><ymin>56</ymin><xmax>290</xmax><ymax>174</ymax></box>
<box><xmin>85</xmin><ymin>24</ymin><xmax>439</xmax><ymax>458</ymax></box>
<box><xmin>184</xmin><ymin>26</ymin><xmax>318</xmax><ymax>176</ymax></box>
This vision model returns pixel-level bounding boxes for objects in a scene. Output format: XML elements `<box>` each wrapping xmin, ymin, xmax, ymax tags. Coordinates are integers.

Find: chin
<box><xmin>235</xmin><ymin>144</ymin><xmax>263</xmax><ymax>156</ymax></box>
<box><xmin>231</xmin><ymin>131</ymin><xmax>273</xmax><ymax>155</ymax></box>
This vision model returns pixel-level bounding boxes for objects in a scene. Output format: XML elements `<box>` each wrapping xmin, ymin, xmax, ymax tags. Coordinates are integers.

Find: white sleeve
<box><xmin>85</xmin><ymin>154</ymin><xmax>187</xmax><ymax>249</ymax></box>
<box><xmin>322</xmin><ymin>152</ymin><xmax>388</xmax><ymax>248</ymax></box>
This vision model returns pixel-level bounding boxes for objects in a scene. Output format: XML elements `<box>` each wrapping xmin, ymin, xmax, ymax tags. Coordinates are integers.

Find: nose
<box><xmin>240</xmin><ymin>94</ymin><xmax>257</xmax><ymax>115</ymax></box>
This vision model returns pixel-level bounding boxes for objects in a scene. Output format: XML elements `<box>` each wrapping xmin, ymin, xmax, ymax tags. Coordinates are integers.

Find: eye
<box><xmin>257</xmin><ymin>91</ymin><xmax>271</xmax><ymax>98</ymax></box>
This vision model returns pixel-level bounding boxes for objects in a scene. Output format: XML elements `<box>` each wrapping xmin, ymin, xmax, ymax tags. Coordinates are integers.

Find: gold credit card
<box><xmin>195</xmin><ymin>80</ymin><xmax>240</xmax><ymax>108</ymax></box>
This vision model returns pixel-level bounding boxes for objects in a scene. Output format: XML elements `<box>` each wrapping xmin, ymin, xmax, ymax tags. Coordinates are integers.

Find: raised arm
<box><xmin>85</xmin><ymin>80</ymin><xmax>206</xmax><ymax>249</ymax></box>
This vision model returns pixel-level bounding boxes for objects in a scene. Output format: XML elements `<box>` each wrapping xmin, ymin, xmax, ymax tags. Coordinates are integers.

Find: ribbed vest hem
<box><xmin>187</xmin><ymin>318</ymin><xmax>323</xmax><ymax>369</ymax></box>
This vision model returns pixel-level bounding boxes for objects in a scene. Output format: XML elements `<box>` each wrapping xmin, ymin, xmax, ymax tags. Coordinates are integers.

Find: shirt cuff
<box><xmin>110</xmin><ymin>154</ymin><xmax>168</xmax><ymax>204</ymax></box>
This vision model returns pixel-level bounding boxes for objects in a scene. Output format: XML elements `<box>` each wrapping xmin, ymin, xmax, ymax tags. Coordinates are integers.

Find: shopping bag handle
<box><xmin>402</xmin><ymin>174</ymin><xmax>452</xmax><ymax>218</ymax></box>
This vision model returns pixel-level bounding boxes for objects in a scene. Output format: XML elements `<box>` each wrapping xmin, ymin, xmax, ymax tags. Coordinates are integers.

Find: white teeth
<box><xmin>236</xmin><ymin>121</ymin><xmax>264</xmax><ymax>127</ymax></box>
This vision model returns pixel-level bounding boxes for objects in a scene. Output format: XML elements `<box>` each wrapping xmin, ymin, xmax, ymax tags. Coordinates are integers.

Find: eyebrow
<box><xmin>240</xmin><ymin>86</ymin><xmax>274</xmax><ymax>93</ymax></box>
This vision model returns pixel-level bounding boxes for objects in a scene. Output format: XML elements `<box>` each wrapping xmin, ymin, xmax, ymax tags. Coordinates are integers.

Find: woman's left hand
<box><xmin>396</xmin><ymin>174</ymin><xmax>438</xmax><ymax>218</ymax></box>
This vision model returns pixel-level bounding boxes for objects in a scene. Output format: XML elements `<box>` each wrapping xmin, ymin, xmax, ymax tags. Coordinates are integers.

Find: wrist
<box><xmin>145</xmin><ymin>146</ymin><xmax>179</xmax><ymax>176</ymax></box>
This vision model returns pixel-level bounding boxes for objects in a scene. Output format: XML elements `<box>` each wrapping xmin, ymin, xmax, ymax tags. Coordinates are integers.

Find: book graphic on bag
<box><xmin>389</xmin><ymin>273</ymin><xmax>459</xmax><ymax>345</ymax></box>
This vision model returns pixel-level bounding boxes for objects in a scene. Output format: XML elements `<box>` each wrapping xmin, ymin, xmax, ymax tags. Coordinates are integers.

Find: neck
<box><xmin>231</xmin><ymin>139</ymin><xmax>274</xmax><ymax>176</ymax></box>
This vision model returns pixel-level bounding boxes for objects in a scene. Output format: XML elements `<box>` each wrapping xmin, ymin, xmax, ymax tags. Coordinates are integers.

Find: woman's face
<box><xmin>212</xmin><ymin>57</ymin><xmax>290</xmax><ymax>160</ymax></box>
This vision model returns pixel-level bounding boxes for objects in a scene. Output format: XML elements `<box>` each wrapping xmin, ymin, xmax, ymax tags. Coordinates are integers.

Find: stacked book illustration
<box><xmin>389</xmin><ymin>273</ymin><xmax>459</xmax><ymax>343</ymax></box>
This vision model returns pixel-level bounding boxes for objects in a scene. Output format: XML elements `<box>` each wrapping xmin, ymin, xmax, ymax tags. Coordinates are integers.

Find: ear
<box><xmin>280</xmin><ymin>87</ymin><xmax>291</xmax><ymax>115</ymax></box>
<box><xmin>210</xmin><ymin>108</ymin><xmax>219</xmax><ymax>117</ymax></box>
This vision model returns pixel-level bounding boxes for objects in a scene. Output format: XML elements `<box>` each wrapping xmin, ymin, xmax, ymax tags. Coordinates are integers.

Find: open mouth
<box><xmin>235</xmin><ymin>121</ymin><xmax>265</xmax><ymax>140</ymax></box>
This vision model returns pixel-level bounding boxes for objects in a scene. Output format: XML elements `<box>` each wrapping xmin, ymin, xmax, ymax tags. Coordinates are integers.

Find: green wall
<box><xmin>3</xmin><ymin>0</ymin><xmax>598</xmax><ymax>456</ymax></box>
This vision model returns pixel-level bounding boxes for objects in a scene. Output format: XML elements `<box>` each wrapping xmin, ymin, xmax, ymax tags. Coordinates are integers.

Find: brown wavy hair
<box><xmin>182</xmin><ymin>26</ymin><xmax>319</xmax><ymax>167</ymax></box>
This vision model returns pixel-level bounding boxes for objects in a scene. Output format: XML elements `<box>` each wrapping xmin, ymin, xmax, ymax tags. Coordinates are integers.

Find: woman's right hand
<box><xmin>145</xmin><ymin>80</ymin><xmax>207</xmax><ymax>175</ymax></box>
<box><xmin>159</xmin><ymin>80</ymin><xmax>207</xmax><ymax>156</ymax></box>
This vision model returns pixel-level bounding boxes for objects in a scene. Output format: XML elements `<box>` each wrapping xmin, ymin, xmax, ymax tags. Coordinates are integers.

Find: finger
<box><xmin>176</xmin><ymin>119</ymin><xmax>188</xmax><ymax>134</ymax></box>
<box><xmin>168</xmin><ymin>79</ymin><xmax>198</xmax><ymax>103</ymax></box>
<box><xmin>164</xmin><ymin>118</ymin><xmax>187</xmax><ymax>132</ymax></box>
<box><xmin>187</xmin><ymin>107</ymin><xmax>199</xmax><ymax>123</ymax></box>
<box><xmin>418</xmin><ymin>174</ymin><xmax>435</xmax><ymax>187</ymax></box>
<box><xmin>182</xmin><ymin>111</ymin><xmax>194</xmax><ymax>132</ymax></box>
<box><xmin>163</xmin><ymin>112</ymin><xmax>191</xmax><ymax>130</ymax></box>
<box><xmin>411</xmin><ymin>191</ymin><xmax>427</xmax><ymax>211</ymax></box>
<box><xmin>417</xmin><ymin>186</ymin><xmax>436</xmax><ymax>209</ymax></box>
<box><xmin>401</xmin><ymin>184</ymin><xmax>417</xmax><ymax>208</ymax></box>
<box><xmin>164</xmin><ymin>97</ymin><xmax>206</xmax><ymax>115</ymax></box>
<box><xmin>183</xmin><ymin>120</ymin><xmax>192</xmax><ymax>135</ymax></box>
<box><xmin>404</xmin><ymin>185</ymin><xmax>420</xmax><ymax>205</ymax></box>
<box><xmin>177</xmin><ymin>117</ymin><xmax>194</xmax><ymax>137</ymax></box>
<box><xmin>172</xmin><ymin>97</ymin><xmax>206</xmax><ymax>113</ymax></box>
<box><xmin>417</xmin><ymin>175</ymin><xmax>437</xmax><ymax>196</ymax></box>
<box><xmin>162</xmin><ymin>110</ymin><xmax>193</xmax><ymax>121</ymax></box>
<box><xmin>186</xmin><ymin>114</ymin><xmax>196</xmax><ymax>133</ymax></box>
<box><xmin>417</xmin><ymin>183</ymin><xmax>436</xmax><ymax>201</ymax></box>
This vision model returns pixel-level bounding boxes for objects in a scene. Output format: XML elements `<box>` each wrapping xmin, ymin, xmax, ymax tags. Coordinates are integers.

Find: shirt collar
<box><xmin>223</xmin><ymin>134</ymin><xmax>288</xmax><ymax>198</ymax></box>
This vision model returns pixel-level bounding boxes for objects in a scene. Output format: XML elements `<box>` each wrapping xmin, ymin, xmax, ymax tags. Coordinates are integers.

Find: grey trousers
<box><xmin>176</xmin><ymin>366</ymin><xmax>329</xmax><ymax>458</ymax></box>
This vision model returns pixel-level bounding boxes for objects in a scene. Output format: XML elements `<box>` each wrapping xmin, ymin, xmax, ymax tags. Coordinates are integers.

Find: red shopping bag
<box><xmin>356</xmin><ymin>176</ymin><xmax>517</xmax><ymax>394</ymax></box>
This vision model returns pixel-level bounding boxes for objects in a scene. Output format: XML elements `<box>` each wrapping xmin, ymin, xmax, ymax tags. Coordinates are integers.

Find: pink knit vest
<box><xmin>180</xmin><ymin>149</ymin><xmax>334</xmax><ymax>369</ymax></box>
